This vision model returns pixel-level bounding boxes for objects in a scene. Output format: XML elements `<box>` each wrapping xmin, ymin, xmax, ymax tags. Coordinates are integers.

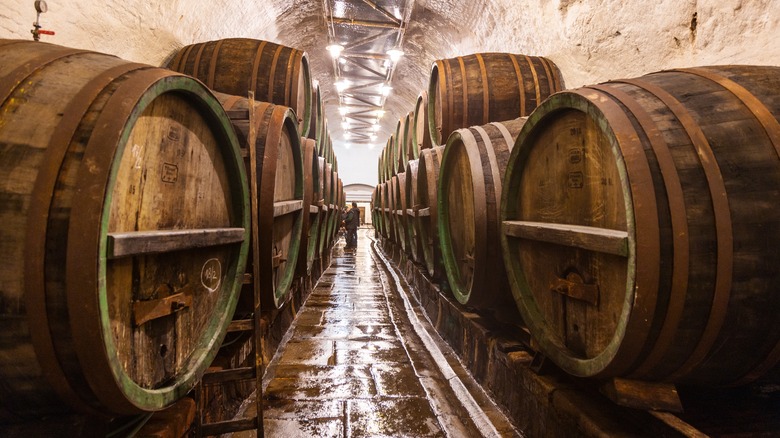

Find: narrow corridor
<box><xmin>237</xmin><ymin>228</ymin><xmax>518</xmax><ymax>437</ymax></box>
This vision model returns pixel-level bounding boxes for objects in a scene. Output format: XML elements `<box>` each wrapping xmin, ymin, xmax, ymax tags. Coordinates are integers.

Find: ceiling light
<box><xmin>344</xmin><ymin>132</ymin><xmax>352</xmax><ymax>139</ymax></box>
<box><xmin>335</xmin><ymin>79</ymin><xmax>351</xmax><ymax>92</ymax></box>
<box><xmin>339</xmin><ymin>106</ymin><xmax>348</xmax><ymax>115</ymax></box>
<box><xmin>370</xmin><ymin>133</ymin><xmax>377</xmax><ymax>140</ymax></box>
<box><xmin>339</xmin><ymin>57</ymin><xmax>346</xmax><ymax>65</ymax></box>
<box><xmin>371</xmin><ymin>124</ymin><xmax>380</xmax><ymax>132</ymax></box>
<box><xmin>380</xmin><ymin>85</ymin><xmax>393</xmax><ymax>96</ymax></box>
<box><xmin>326</xmin><ymin>44</ymin><xmax>344</xmax><ymax>59</ymax></box>
<box><xmin>344</xmin><ymin>143</ymin><xmax>351</xmax><ymax>149</ymax></box>
<box><xmin>368</xmin><ymin>143</ymin><xmax>376</xmax><ymax>149</ymax></box>
<box><xmin>387</xmin><ymin>49</ymin><xmax>404</xmax><ymax>63</ymax></box>
<box><xmin>342</xmin><ymin>120</ymin><xmax>350</xmax><ymax>129</ymax></box>
<box><xmin>374</xmin><ymin>109</ymin><xmax>385</xmax><ymax>118</ymax></box>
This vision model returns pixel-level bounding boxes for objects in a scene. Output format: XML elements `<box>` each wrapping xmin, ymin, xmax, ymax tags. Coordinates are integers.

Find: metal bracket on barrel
<box><xmin>550</xmin><ymin>272</ymin><xmax>599</xmax><ymax>306</ymax></box>
<box><xmin>133</xmin><ymin>284</ymin><xmax>194</xmax><ymax>326</ymax></box>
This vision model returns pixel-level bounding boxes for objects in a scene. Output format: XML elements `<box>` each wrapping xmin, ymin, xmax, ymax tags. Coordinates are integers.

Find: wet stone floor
<box><xmin>236</xmin><ymin>228</ymin><xmax>516</xmax><ymax>437</ymax></box>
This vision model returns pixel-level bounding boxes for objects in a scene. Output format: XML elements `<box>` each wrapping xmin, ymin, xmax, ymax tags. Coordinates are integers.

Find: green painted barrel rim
<box><xmin>98</xmin><ymin>76</ymin><xmax>250</xmax><ymax>410</ymax></box>
<box><xmin>499</xmin><ymin>91</ymin><xmax>636</xmax><ymax>377</ymax></box>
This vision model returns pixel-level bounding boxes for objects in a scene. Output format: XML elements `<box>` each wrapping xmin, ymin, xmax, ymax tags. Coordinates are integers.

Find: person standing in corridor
<box><xmin>344</xmin><ymin>202</ymin><xmax>360</xmax><ymax>249</ymax></box>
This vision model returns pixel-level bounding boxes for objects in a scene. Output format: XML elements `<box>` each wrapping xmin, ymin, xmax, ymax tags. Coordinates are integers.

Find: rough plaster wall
<box><xmin>1</xmin><ymin>0</ymin><xmax>779</xmax><ymax>186</ymax></box>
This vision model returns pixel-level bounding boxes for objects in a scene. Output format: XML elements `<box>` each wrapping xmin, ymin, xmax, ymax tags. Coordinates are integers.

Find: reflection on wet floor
<box><xmin>234</xmin><ymin>228</ymin><xmax>514</xmax><ymax>437</ymax></box>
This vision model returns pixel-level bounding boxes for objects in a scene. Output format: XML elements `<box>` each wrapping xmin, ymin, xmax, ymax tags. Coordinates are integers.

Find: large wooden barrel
<box><xmin>387</xmin><ymin>175</ymin><xmax>400</xmax><ymax>244</ymax></box>
<box><xmin>403</xmin><ymin>110</ymin><xmax>418</xmax><ymax>168</ymax></box>
<box><xmin>215</xmin><ymin>93</ymin><xmax>304</xmax><ymax>310</ymax></box>
<box><xmin>393</xmin><ymin>173</ymin><xmax>411</xmax><ymax>250</ymax></box>
<box><xmin>379</xmin><ymin>182</ymin><xmax>392</xmax><ymax>239</ymax></box>
<box><xmin>0</xmin><ymin>40</ymin><xmax>250</xmax><ymax>417</ymax></box>
<box><xmin>405</xmin><ymin>159</ymin><xmax>424</xmax><ymax>262</ymax></box>
<box><xmin>309</xmin><ymin>84</ymin><xmax>324</xmax><ymax>152</ymax></box>
<box><xmin>414</xmin><ymin>90</ymin><xmax>433</xmax><ymax>152</ymax></box>
<box><xmin>427</xmin><ymin>52</ymin><xmax>564</xmax><ymax>146</ymax></box>
<box><xmin>318</xmin><ymin>161</ymin><xmax>333</xmax><ymax>258</ymax></box>
<box><xmin>297</xmin><ymin>138</ymin><xmax>321</xmax><ymax>277</ymax></box>
<box><xmin>500</xmin><ymin>66</ymin><xmax>780</xmax><ymax>385</ymax></box>
<box><xmin>438</xmin><ymin>118</ymin><xmax>527</xmax><ymax>308</ymax></box>
<box><xmin>168</xmin><ymin>38</ymin><xmax>312</xmax><ymax>137</ymax></box>
<box><xmin>394</xmin><ymin>118</ymin><xmax>407</xmax><ymax>175</ymax></box>
<box><xmin>416</xmin><ymin>146</ymin><xmax>445</xmax><ymax>279</ymax></box>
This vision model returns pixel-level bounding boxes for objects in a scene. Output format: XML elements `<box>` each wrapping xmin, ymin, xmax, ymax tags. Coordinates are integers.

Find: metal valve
<box><xmin>31</xmin><ymin>0</ymin><xmax>55</xmax><ymax>41</ymax></box>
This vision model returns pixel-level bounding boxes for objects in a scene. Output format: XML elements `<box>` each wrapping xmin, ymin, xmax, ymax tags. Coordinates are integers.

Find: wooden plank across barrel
<box><xmin>215</xmin><ymin>92</ymin><xmax>304</xmax><ymax>310</ymax></box>
<box><xmin>0</xmin><ymin>40</ymin><xmax>250</xmax><ymax>417</ymax></box>
<box><xmin>168</xmin><ymin>38</ymin><xmax>312</xmax><ymax>137</ymax></box>
<box><xmin>427</xmin><ymin>52</ymin><xmax>564</xmax><ymax>147</ymax></box>
<box><xmin>438</xmin><ymin>118</ymin><xmax>527</xmax><ymax>308</ymax></box>
<box><xmin>500</xmin><ymin>65</ymin><xmax>780</xmax><ymax>386</ymax></box>
<box><xmin>416</xmin><ymin>146</ymin><xmax>445</xmax><ymax>279</ymax></box>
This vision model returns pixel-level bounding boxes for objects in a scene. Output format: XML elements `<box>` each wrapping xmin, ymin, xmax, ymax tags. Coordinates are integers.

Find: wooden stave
<box><xmin>427</xmin><ymin>52</ymin><xmax>564</xmax><ymax>147</ymax></box>
<box><xmin>393</xmin><ymin>172</ymin><xmax>410</xmax><ymax>252</ymax></box>
<box><xmin>500</xmin><ymin>66</ymin><xmax>780</xmax><ymax>385</ymax></box>
<box><xmin>0</xmin><ymin>40</ymin><xmax>249</xmax><ymax>416</ymax></box>
<box><xmin>169</xmin><ymin>38</ymin><xmax>312</xmax><ymax>137</ymax></box>
<box><xmin>438</xmin><ymin>118</ymin><xmax>527</xmax><ymax>308</ymax></box>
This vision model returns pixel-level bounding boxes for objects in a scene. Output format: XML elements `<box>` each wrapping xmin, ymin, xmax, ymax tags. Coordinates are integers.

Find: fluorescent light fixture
<box><xmin>387</xmin><ymin>48</ymin><xmax>404</xmax><ymax>63</ymax></box>
<box><xmin>326</xmin><ymin>44</ymin><xmax>344</xmax><ymax>59</ymax></box>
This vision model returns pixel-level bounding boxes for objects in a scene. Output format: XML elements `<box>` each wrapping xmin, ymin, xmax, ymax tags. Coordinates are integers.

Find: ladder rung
<box><xmin>227</xmin><ymin>319</ymin><xmax>254</xmax><ymax>333</ymax></box>
<box><xmin>200</xmin><ymin>417</ymin><xmax>258</xmax><ymax>435</ymax></box>
<box><xmin>201</xmin><ymin>366</ymin><xmax>256</xmax><ymax>384</ymax></box>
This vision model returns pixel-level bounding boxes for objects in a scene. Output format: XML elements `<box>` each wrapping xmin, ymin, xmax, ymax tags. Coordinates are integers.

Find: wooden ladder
<box><xmin>195</xmin><ymin>91</ymin><xmax>265</xmax><ymax>437</ymax></box>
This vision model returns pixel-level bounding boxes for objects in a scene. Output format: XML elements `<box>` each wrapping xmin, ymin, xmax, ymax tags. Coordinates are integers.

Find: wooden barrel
<box><xmin>379</xmin><ymin>182</ymin><xmax>391</xmax><ymax>239</ymax></box>
<box><xmin>405</xmin><ymin>159</ymin><xmax>424</xmax><ymax>262</ymax></box>
<box><xmin>297</xmin><ymin>138</ymin><xmax>321</xmax><ymax>277</ymax></box>
<box><xmin>387</xmin><ymin>175</ymin><xmax>400</xmax><ymax>244</ymax></box>
<box><xmin>393</xmin><ymin>173</ymin><xmax>410</xmax><ymax>250</ymax></box>
<box><xmin>438</xmin><ymin>118</ymin><xmax>527</xmax><ymax>308</ymax></box>
<box><xmin>414</xmin><ymin>90</ymin><xmax>433</xmax><ymax>152</ymax></box>
<box><xmin>333</xmin><ymin>175</ymin><xmax>344</xmax><ymax>241</ymax></box>
<box><xmin>318</xmin><ymin>162</ymin><xmax>333</xmax><ymax>258</ymax></box>
<box><xmin>427</xmin><ymin>52</ymin><xmax>564</xmax><ymax>146</ymax></box>
<box><xmin>309</xmin><ymin>84</ymin><xmax>324</xmax><ymax>152</ymax></box>
<box><xmin>0</xmin><ymin>40</ymin><xmax>250</xmax><ymax>416</ymax></box>
<box><xmin>500</xmin><ymin>66</ymin><xmax>780</xmax><ymax>385</ymax></box>
<box><xmin>168</xmin><ymin>38</ymin><xmax>312</xmax><ymax>137</ymax></box>
<box><xmin>416</xmin><ymin>146</ymin><xmax>445</xmax><ymax>279</ymax></box>
<box><xmin>404</xmin><ymin>110</ymin><xmax>418</xmax><ymax>168</ymax></box>
<box><xmin>394</xmin><ymin>118</ymin><xmax>407</xmax><ymax>175</ymax></box>
<box><xmin>216</xmin><ymin>93</ymin><xmax>304</xmax><ymax>310</ymax></box>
